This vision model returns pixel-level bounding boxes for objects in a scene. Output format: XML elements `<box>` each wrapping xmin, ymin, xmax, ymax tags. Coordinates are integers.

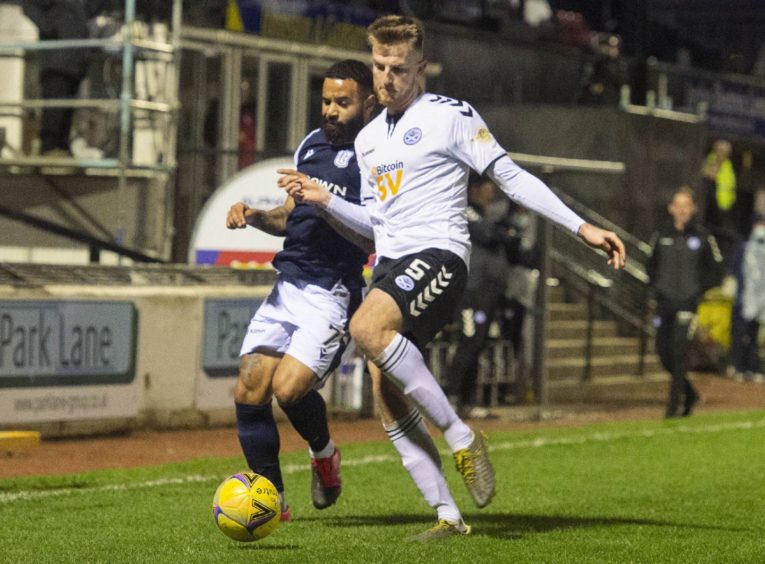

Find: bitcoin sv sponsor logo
<box><xmin>372</xmin><ymin>161</ymin><xmax>404</xmax><ymax>202</ymax></box>
<box><xmin>371</xmin><ymin>161</ymin><xmax>404</xmax><ymax>177</ymax></box>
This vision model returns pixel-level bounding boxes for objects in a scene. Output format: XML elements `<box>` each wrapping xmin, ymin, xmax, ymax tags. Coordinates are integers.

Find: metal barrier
<box><xmin>510</xmin><ymin>152</ymin><xmax>654</xmax><ymax>396</ymax></box>
<box><xmin>425</xmin><ymin>339</ymin><xmax>521</xmax><ymax>408</ymax></box>
<box><xmin>0</xmin><ymin>0</ymin><xmax>181</xmax><ymax>263</ymax></box>
<box><xmin>0</xmin><ymin>0</ymin><xmax>181</xmax><ymax>172</ymax></box>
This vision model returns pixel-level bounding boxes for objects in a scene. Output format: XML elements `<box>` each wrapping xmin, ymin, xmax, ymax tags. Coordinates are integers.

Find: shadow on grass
<box><xmin>301</xmin><ymin>512</ymin><xmax>751</xmax><ymax>540</ymax></box>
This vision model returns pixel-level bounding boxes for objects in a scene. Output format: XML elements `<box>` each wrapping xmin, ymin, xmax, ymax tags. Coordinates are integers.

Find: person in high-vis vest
<box><xmin>702</xmin><ymin>139</ymin><xmax>737</xmax><ymax>255</ymax></box>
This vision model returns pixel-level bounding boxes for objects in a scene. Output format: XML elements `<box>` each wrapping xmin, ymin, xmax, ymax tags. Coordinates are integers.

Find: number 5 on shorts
<box><xmin>404</xmin><ymin>258</ymin><xmax>432</xmax><ymax>280</ymax></box>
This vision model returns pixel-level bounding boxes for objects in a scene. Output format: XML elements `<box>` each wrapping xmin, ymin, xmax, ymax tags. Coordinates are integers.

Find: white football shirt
<box><xmin>355</xmin><ymin>92</ymin><xmax>506</xmax><ymax>264</ymax></box>
<box><xmin>354</xmin><ymin>92</ymin><xmax>585</xmax><ymax>264</ymax></box>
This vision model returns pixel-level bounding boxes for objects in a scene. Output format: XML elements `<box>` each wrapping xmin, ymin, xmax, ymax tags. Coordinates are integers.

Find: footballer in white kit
<box><xmin>354</xmin><ymin>91</ymin><xmax>585</xmax><ymax>346</ymax></box>
<box><xmin>278</xmin><ymin>15</ymin><xmax>626</xmax><ymax>538</ymax></box>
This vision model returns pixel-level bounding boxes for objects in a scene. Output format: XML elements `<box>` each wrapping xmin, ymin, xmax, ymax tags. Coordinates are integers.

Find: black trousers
<box><xmin>40</xmin><ymin>71</ymin><xmax>82</xmax><ymax>153</ymax></box>
<box><xmin>655</xmin><ymin>306</ymin><xmax>698</xmax><ymax>416</ymax></box>
<box><xmin>447</xmin><ymin>284</ymin><xmax>504</xmax><ymax>406</ymax></box>
<box><xmin>730</xmin><ymin>305</ymin><xmax>761</xmax><ymax>374</ymax></box>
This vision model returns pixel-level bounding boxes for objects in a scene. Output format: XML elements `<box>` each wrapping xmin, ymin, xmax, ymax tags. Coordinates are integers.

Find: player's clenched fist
<box><xmin>226</xmin><ymin>202</ymin><xmax>254</xmax><ymax>229</ymax></box>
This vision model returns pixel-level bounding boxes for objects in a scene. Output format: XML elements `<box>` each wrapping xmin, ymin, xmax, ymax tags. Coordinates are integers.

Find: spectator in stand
<box><xmin>204</xmin><ymin>80</ymin><xmax>258</xmax><ymax>171</ymax></box>
<box><xmin>23</xmin><ymin>0</ymin><xmax>91</xmax><ymax>157</ymax></box>
<box><xmin>446</xmin><ymin>174</ymin><xmax>522</xmax><ymax>418</ymax></box>
<box><xmin>728</xmin><ymin>213</ymin><xmax>765</xmax><ymax>383</ymax></box>
<box><xmin>500</xmin><ymin>202</ymin><xmax>539</xmax><ymax>391</ymax></box>
<box><xmin>647</xmin><ymin>186</ymin><xmax>724</xmax><ymax>417</ymax></box>
<box><xmin>702</xmin><ymin>139</ymin><xmax>737</xmax><ymax>256</ymax></box>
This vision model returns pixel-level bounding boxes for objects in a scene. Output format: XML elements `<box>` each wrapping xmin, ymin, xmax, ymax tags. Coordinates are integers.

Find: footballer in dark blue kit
<box><xmin>272</xmin><ymin>126</ymin><xmax>369</xmax><ymax>294</ymax></box>
<box><xmin>225</xmin><ymin>60</ymin><xmax>377</xmax><ymax>520</ymax></box>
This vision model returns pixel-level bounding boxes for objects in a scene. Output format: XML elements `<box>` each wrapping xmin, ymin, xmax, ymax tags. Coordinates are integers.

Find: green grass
<box><xmin>1</xmin><ymin>410</ymin><xmax>764</xmax><ymax>563</ymax></box>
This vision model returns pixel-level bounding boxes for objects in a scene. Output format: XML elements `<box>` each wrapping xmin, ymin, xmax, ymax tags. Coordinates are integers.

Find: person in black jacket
<box><xmin>446</xmin><ymin>173</ymin><xmax>521</xmax><ymax>417</ymax></box>
<box><xmin>647</xmin><ymin>186</ymin><xmax>724</xmax><ymax>417</ymax></box>
<box><xmin>23</xmin><ymin>0</ymin><xmax>90</xmax><ymax>155</ymax></box>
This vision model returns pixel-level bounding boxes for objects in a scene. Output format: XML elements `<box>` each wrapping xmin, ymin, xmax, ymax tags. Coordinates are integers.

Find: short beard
<box><xmin>322</xmin><ymin>114</ymin><xmax>364</xmax><ymax>146</ymax></box>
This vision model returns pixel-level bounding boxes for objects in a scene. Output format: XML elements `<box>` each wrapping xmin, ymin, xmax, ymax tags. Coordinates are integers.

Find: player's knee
<box><xmin>350</xmin><ymin>316</ymin><xmax>382</xmax><ymax>357</ymax></box>
<box><xmin>233</xmin><ymin>375</ymin><xmax>271</xmax><ymax>404</ymax></box>
<box><xmin>348</xmin><ymin>314</ymin><xmax>367</xmax><ymax>345</ymax></box>
<box><xmin>234</xmin><ymin>356</ymin><xmax>273</xmax><ymax>404</ymax></box>
<box><xmin>272</xmin><ymin>376</ymin><xmax>309</xmax><ymax>406</ymax></box>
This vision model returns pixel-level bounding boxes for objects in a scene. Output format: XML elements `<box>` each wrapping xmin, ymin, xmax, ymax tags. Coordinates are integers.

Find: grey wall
<box><xmin>425</xmin><ymin>23</ymin><xmax>585</xmax><ymax>105</ymax></box>
<box><xmin>0</xmin><ymin>173</ymin><xmax>172</xmax><ymax>260</ymax></box>
<box><xmin>478</xmin><ymin>105</ymin><xmax>707</xmax><ymax>241</ymax></box>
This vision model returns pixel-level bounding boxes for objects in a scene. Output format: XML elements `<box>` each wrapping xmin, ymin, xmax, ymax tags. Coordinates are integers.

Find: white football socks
<box><xmin>309</xmin><ymin>439</ymin><xmax>336</xmax><ymax>460</ymax></box>
<box><xmin>375</xmin><ymin>333</ymin><xmax>473</xmax><ymax>451</ymax></box>
<box><xmin>385</xmin><ymin>408</ymin><xmax>462</xmax><ymax>524</ymax></box>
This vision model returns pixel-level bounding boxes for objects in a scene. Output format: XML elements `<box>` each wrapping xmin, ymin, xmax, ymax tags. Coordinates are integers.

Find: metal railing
<box><xmin>509</xmin><ymin>152</ymin><xmax>654</xmax><ymax>397</ymax></box>
<box><xmin>0</xmin><ymin>0</ymin><xmax>182</xmax><ymax>263</ymax></box>
<box><xmin>0</xmin><ymin>261</ymin><xmax>277</xmax><ymax>288</ymax></box>
<box><xmin>645</xmin><ymin>59</ymin><xmax>765</xmax><ymax>142</ymax></box>
<box><xmin>546</xmin><ymin>210</ymin><xmax>654</xmax><ymax>378</ymax></box>
<box><xmin>0</xmin><ymin>0</ymin><xmax>181</xmax><ymax>171</ymax></box>
<box><xmin>426</xmin><ymin>339</ymin><xmax>521</xmax><ymax>407</ymax></box>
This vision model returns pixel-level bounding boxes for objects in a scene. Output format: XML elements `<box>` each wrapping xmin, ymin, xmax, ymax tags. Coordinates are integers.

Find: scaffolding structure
<box><xmin>0</xmin><ymin>0</ymin><xmax>182</xmax><ymax>262</ymax></box>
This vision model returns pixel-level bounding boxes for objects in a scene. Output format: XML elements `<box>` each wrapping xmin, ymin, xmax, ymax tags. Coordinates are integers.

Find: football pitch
<box><xmin>1</xmin><ymin>410</ymin><xmax>763</xmax><ymax>563</ymax></box>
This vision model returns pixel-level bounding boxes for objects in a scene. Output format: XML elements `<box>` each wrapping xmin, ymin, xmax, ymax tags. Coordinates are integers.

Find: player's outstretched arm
<box><xmin>277</xmin><ymin>168</ymin><xmax>374</xmax><ymax>240</ymax></box>
<box><xmin>487</xmin><ymin>156</ymin><xmax>626</xmax><ymax>269</ymax></box>
<box><xmin>577</xmin><ymin>223</ymin><xmax>627</xmax><ymax>270</ymax></box>
<box><xmin>225</xmin><ymin>198</ymin><xmax>294</xmax><ymax>237</ymax></box>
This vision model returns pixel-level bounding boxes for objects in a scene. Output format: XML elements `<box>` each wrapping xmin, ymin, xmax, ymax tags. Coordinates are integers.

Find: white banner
<box><xmin>0</xmin><ymin>384</ymin><xmax>139</xmax><ymax>424</ymax></box>
<box><xmin>189</xmin><ymin>157</ymin><xmax>293</xmax><ymax>266</ymax></box>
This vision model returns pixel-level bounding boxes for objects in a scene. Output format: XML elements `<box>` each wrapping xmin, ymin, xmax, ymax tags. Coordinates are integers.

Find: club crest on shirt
<box><xmin>334</xmin><ymin>149</ymin><xmax>354</xmax><ymax>168</ymax></box>
<box><xmin>687</xmin><ymin>236</ymin><xmax>701</xmax><ymax>250</ymax></box>
<box><xmin>395</xmin><ymin>275</ymin><xmax>415</xmax><ymax>291</ymax></box>
<box><xmin>403</xmin><ymin>127</ymin><xmax>422</xmax><ymax>145</ymax></box>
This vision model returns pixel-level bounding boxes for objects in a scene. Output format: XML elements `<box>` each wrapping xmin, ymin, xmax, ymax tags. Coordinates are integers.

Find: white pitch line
<box><xmin>483</xmin><ymin>418</ymin><xmax>765</xmax><ymax>454</ymax></box>
<box><xmin>0</xmin><ymin>455</ymin><xmax>400</xmax><ymax>504</ymax></box>
<box><xmin>1</xmin><ymin>419</ymin><xmax>763</xmax><ymax>505</ymax></box>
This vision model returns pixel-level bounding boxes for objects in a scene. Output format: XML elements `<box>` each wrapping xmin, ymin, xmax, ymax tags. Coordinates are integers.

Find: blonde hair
<box><xmin>367</xmin><ymin>15</ymin><xmax>424</xmax><ymax>53</ymax></box>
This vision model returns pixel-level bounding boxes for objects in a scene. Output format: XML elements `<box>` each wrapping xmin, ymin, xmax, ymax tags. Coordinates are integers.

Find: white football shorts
<box><xmin>239</xmin><ymin>275</ymin><xmax>359</xmax><ymax>385</ymax></box>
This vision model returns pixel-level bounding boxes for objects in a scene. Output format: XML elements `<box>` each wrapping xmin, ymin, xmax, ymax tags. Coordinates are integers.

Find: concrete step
<box><xmin>547</xmin><ymin>320</ymin><xmax>620</xmax><ymax>340</ymax></box>
<box><xmin>547</xmin><ymin>372</ymin><xmax>668</xmax><ymax>403</ymax></box>
<box><xmin>546</xmin><ymin>354</ymin><xmax>663</xmax><ymax>380</ymax></box>
<box><xmin>547</xmin><ymin>284</ymin><xmax>566</xmax><ymax>302</ymax></box>
<box><xmin>546</xmin><ymin>337</ymin><xmax>643</xmax><ymax>359</ymax></box>
<box><xmin>548</xmin><ymin>302</ymin><xmax>589</xmax><ymax>322</ymax></box>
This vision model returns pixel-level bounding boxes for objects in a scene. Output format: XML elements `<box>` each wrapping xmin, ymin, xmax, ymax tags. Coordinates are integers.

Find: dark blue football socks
<box><xmin>279</xmin><ymin>389</ymin><xmax>331</xmax><ymax>454</ymax></box>
<box><xmin>235</xmin><ymin>401</ymin><xmax>284</xmax><ymax>492</ymax></box>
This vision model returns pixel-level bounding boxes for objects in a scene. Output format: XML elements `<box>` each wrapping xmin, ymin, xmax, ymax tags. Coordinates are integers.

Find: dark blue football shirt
<box><xmin>271</xmin><ymin>128</ymin><xmax>368</xmax><ymax>290</ymax></box>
